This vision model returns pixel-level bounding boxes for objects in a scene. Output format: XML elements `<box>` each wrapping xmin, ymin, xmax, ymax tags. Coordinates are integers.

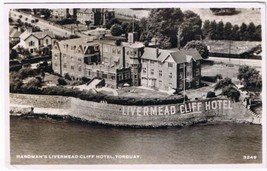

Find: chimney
<box><xmin>128</xmin><ymin>33</ymin><xmax>134</xmax><ymax>44</ymax></box>
<box><xmin>156</xmin><ymin>48</ymin><xmax>161</xmax><ymax>58</ymax></box>
<box><xmin>26</xmin><ymin>27</ymin><xmax>32</xmax><ymax>33</ymax></box>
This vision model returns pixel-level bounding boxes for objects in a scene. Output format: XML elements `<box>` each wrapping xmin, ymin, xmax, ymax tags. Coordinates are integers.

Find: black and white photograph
<box><xmin>2</xmin><ymin>0</ymin><xmax>266</xmax><ymax>169</ymax></box>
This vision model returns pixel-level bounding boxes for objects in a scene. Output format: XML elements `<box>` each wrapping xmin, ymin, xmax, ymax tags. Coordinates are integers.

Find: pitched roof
<box><xmin>20</xmin><ymin>30</ymin><xmax>55</xmax><ymax>41</ymax></box>
<box><xmin>57</xmin><ymin>38</ymin><xmax>99</xmax><ymax>55</ymax></box>
<box><xmin>33</xmin><ymin>30</ymin><xmax>55</xmax><ymax>39</ymax></box>
<box><xmin>169</xmin><ymin>49</ymin><xmax>203</xmax><ymax>64</ymax></box>
<box><xmin>141</xmin><ymin>47</ymin><xmax>202</xmax><ymax>64</ymax></box>
<box><xmin>19</xmin><ymin>31</ymin><xmax>32</xmax><ymax>41</ymax></box>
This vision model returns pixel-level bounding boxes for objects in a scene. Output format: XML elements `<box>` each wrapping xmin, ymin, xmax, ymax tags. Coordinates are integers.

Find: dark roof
<box><xmin>141</xmin><ymin>47</ymin><xmax>202</xmax><ymax>64</ymax></box>
<box><xmin>170</xmin><ymin>49</ymin><xmax>203</xmax><ymax>64</ymax></box>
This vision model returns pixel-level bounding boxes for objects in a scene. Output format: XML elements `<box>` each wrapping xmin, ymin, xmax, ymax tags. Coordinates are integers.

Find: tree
<box><xmin>57</xmin><ymin>78</ymin><xmax>67</xmax><ymax>85</ymax></box>
<box><xmin>10</xmin><ymin>49</ymin><xmax>18</xmax><ymax>60</ymax></box>
<box><xmin>232</xmin><ymin>24</ymin><xmax>240</xmax><ymax>40</ymax></box>
<box><xmin>179</xmin><ymin>10</ymin><xmax>202</xmax><ymax>46</ymax></box>
<box><xmin>206</xmin><ymin>91</ymin><xmax>216</xmax><ymax>98</ymax></box>
<box><xmin>215</xmin><ymin>21</ymin><xmax>224</xmax><ymax>40</ymax></box>
<box><xmin>202</xmin><ymin>20</ymin><xmax>210</xmax><ymax>39</ymax></box>
<box><xmin>18</xmin><ymin>67</ymin><xmax>36</xmax><ymax>79</ymax></box>
<box><xmin>247</xmin><ymin>22</ymin><xmax>256</xmax><ymax>41</ymax></box>
<box><xmin>110</xmin><ymin>24</ymin><xmax>123</xmax><ymax>36</ymax></box>
<box><xmin>223</xmin><ymin>22</ymin><xmax>233</xmax><ymax>40</ymax></box>
<box><xmin>210</xmin><ymin>8</ymin><xmax>237</xmax><ymax>15</ymax></box>
<box><xmin>239</xmin><ymin>23</ymin><xmax>248</xmax><ymax>41</ymax></box>
<box><xmin>146</xmin><ymin>8</ymin><xmax>184</xmax><ymax>48</ymax></box>
<box><xmin>237</xmin><ymin>65</ymin><xmax>262</xmax><ymax>91</ymax></box>
<box><xmin>184</xmin><ymin>40</ymin><xmax>209</xmax><ymax>59</ymax></box>
<box><xmin>22</xmin><ymin>77</ymin><xmax>42</xmax><ymax>94</ymax></box>
<box><xmin>222</xmin><ymin>85</ymin><xmax>240</xmax><ymax>102</ymax></box>
<box><xmin>85</xmin><ymin>20</ymin><xmax>92</xmax><ymax>29</ymax></box>
<box><xmin>106</xmin><ymin>18</ymin><xmax>121</xmax><ymax>29</ymax></box>
<box><xmin>10</xmin><ymin>73</ymin><xmax>23</xmax><ymax>93</ymax></box>
<box><xmin>255</xmin><ymin>25</ymin><xmax>262</xmax><ymax>41</ymax></box>
<box><xmin>209</xmin><ymin>20</ymin><xmax>217</xmax><ymax>40</ymax></box>
<box><xmin>214</xmin><ymin>77</ymin><xmax>233</xmax><ymax>91</ymax></box>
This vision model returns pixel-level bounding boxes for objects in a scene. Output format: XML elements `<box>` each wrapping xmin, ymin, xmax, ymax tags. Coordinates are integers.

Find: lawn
<box><xmin>202</xmin><ymin>64</ymin><xmax>240</xmax><ymax>84</ymax></box>
<box><xmin>117</xmin><ymin>86</ymin><xmax>170</xmax><ymax>98</ymax></box>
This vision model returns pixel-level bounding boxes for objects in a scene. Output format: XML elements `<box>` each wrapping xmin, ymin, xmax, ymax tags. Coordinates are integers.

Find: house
<box><xmin>76</xmin><ymin>8</ymin><xmax>115</xmax><ymax>26</ymax></box>
<box><xmin>140</xmin><ymin>47</ymin><xmax>202</xmax><ymax>91</ymax></box>
<box><xmin>76</xmin><ymin>9</ymin><xmax>102</xmax><ymax>26</ymax></box>
<box><xmin>52</xmin><ymin>37</ymin><xmax>101</xmax><ymax>80</ymax></box>
<box><xmin>52</xmin><ymin>33</ymin><xmax>144</xmax><ymax>88</ymax></box>
<box><xmin>52</xmin><ymin>8</ymin><xmax>77</xmax><ymax>19</ymax></box>
<box><xmin>13</xmin><ymin>29</ymin><xmax>55</xmax><ymax>55</ymax></box>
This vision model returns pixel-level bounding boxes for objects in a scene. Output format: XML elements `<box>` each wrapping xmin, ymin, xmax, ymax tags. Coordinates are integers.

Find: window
<box><xmin>117</xmin><ymin>49</ymin><xmax>121</xmax><ymax>54</ymax></box>
<box><xmin>150</xmin><ymin>61</ymin><xmax>154</xmax><ymax>65</ymax></box>
<box><xmin>78</xmin><ymin>65</ymin><xmax>82</xmax><ymax>71</ymax></box>
<box><xmin>103</xmin><ymin>74</ymin><xmax>107</xmax><ymax>79</ymax></box>
<box><xmin>28</xmin><ymin>41</ymin><xmax>35</xmax><ymax>47</ymax></box>
<box><xmin>112</xmin><ymin>48</ymin><xmax>116</xmax><ymax>54</ymax></box>
<box><xmin>151</xmin><ymin>69</ymin><xmax>154</xmax><ymax>75</ymax></box>
<box><xmin>169</xmin><ymin>82</ymin><xmax>172</xmax><ymax>87</ymax></box>
<box><xmin>54</xmin><ymin>63</ymin><xmax>58</xmax><ymax>67</ymax></box>
<box><xmin>159</xmin><ymin>70</ymin><xmax>162</xmax><ymax>76</ymax></box>
<box><xmin>78</xmin><ymin>58</ymin><xmax>82</xmax><ymax>62</ymax></box>
<box><xmin>159</xmin><ymin>80</ymin><xmax>162</xmax><ymax>85</ymax></box>
<box><xmin>46</xmin><ymin>39</ymin><xmax>49</xmax><ymax>44</ymax></box>
<box><xmin>63</xmin><ymin>63</ymin><xmax>67</xmax><ymax>68</ymax></box>
<box><xmin>71</xmin><ymin>65</ymin><xmax>74</xmax><ymax>70</ymax></box>
<box><xmin>143</xmin><ymin>68</ymin><xmax>146</xmax><ymax>74</ymax></box>
<box><xmin>134</xmin><ymin>51</ymin><xmax>137</xmax><ymax>55</ymax></box>
<box><xmin>88</xmin><ymin>70</ymin><xmax>91</xmax><ymax>76</ymax></box>
<box><xmin>169</xmin><ymin>73</ymin><xmax>172</xmax><ymax>78</ymax></box>
<box><xmin>118</xmin><ymin>74</ymin><xmax>123</xmax><ymax>81</ymax></box>
<box><xmin>30</xmin><ymin>49</ymin><xmax>34</xmax><ymax>53</ymax></box>
<box><xmin>168</xmin><ymin>63</ymin><xmax>173</xmax><ymax>68</ymax></box>
<box><xmin>126</xmin><ymin>51</ymin><xmax>129</xmax><ymax>55</ymax></box>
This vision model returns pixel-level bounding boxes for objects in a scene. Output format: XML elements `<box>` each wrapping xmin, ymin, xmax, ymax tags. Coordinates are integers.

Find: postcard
<box><xmin>3</xmin><ymin>0</ymin><xmax>266</xmax><ymax>170</ymax></box>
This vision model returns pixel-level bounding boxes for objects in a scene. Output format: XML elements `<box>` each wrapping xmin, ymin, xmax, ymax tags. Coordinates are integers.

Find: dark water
<box><xmin>10</xmin><ymin>116</ymin><xmax>262</xmax><ymax>164</ymax></box>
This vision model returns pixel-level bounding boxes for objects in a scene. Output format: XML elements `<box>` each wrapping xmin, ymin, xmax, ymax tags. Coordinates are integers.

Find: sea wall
<box><xmin>9</xmin><ymin>93</ymin><xmax>261</xmax><ymax>127</ymax></box>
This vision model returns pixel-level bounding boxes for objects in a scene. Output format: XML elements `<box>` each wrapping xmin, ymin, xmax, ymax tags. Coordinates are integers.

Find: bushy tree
<box><xmin>237</xmin><ymin>65</ymin><xmax>262</xmax><ymax>90</ymax></box>
<box><xmin>57</xmin><ymin>77</ymin><xmax>67</xmax><ymax>85</ymax></box>
<box><xmin>214</xmin><ymin>77</ymin><xmax>233</xmax><ymax>91</ymax></box>
<box><xmin>22</xmin><ymin>77</ymin><xmax>42</xmax><ymax>94</ymax></box>
<box><xmin>184</xmin><ymin>40</ymin><xmax>209</xmax><ymax>59</ymax></box>
<box><xmin>106</xmin><ymin>18</ymin><xmax>121</xmax><ymax>29</ymax></box>
<box><xmin>110</xmin><ymin>24</ymin><xmax>123</xmax><ymax>36</ymax></box>
<box><xmin>18</xmin><ymin>67</ymin><xmax>36</xmax><ymax>79</ymax></box>
<box><xmin>222</xmin><ymin>85</ymin><xmax>240</xmax><ymax>102</ymax></box>
<box><xmin>206</xmin><ymin>91</ymin><xmax>216</xmax><ymax>98</ymax></box>
<box><xmin>179</xmin><ymin>10</ymin><xmax>202</xmax><ymax>47</ymax></box>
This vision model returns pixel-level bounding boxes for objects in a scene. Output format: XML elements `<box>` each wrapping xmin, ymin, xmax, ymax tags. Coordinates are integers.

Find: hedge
<box><xmin>13</xmin><ymin>86</ymin><xmax>187</xmax><ymax>106</ymax></box>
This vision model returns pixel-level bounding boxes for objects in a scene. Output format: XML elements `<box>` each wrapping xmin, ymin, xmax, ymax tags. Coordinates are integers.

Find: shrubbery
<box><xmin>40</xmin><ymin>86</ymin><xmax>187</xmax><ymax>106</ymax></box>
<box><xmin>201</xmin><ymin>76</ymin><xmax>217</xmax><ymax>83</ymax></box>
